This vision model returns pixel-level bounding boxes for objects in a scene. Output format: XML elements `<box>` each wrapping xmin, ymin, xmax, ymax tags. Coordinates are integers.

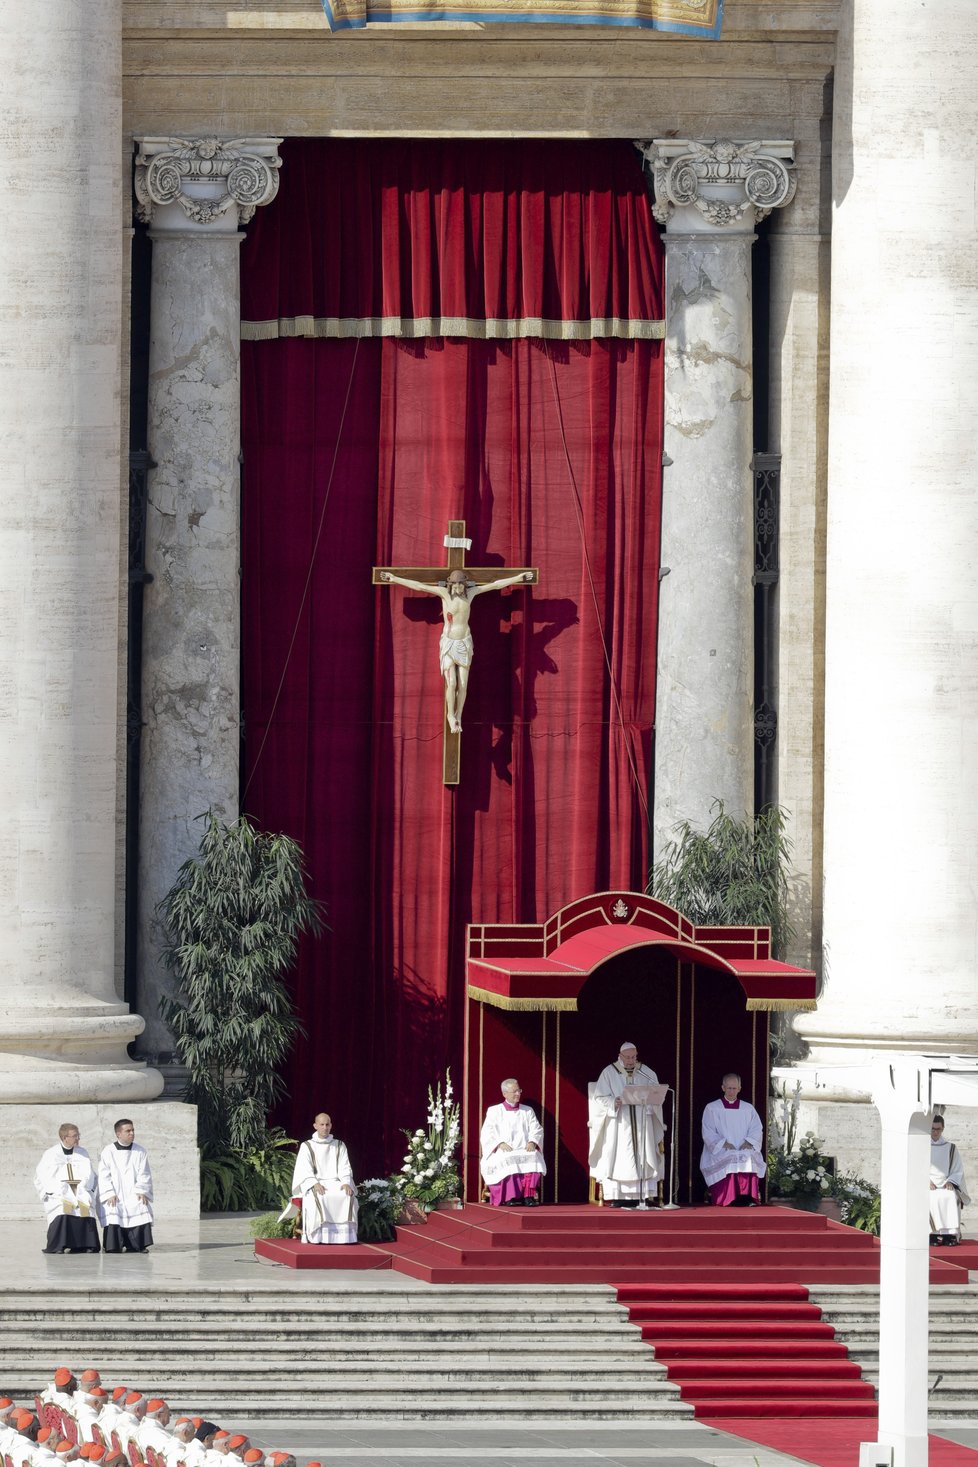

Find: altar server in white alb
<box><xmin>588</xmin><ymin>1043</ymin><xmax>665</xmax><ymax>1206</ymax></box>
<box><xmin>701</xmin><ymin>1072</ymin><xmax>766</xmax><ymax>1206</ymax></box>
<box><xmin>34</xmin><ymin>1123</ymin><xmax>100</xmax><ymax>1254</ymax></box>
<box><xmin>930</xmin><ymin>1113</ymin><xmax>970</xmax><ymax>1245</ymax></box>
<box><xmin>98</xmin><ymin>1118</ymin><xmax>154</xmax><ymax>1253</ymax></box>
<box><xmin>290</xmin><ymin>1112</ymin><xmax>358</xmax><ymax>1243</ymax></box>
<box><xmin>480</xmin><ymin>1078</ymin><xmax>547</xmax><ymax>1206</ymax></box>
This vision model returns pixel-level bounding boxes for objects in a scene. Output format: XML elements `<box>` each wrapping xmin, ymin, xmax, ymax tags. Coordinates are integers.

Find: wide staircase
<box><xmin>808</xmin><ymin>1281</ymin><xmax>978</xmax><ymax>1423</ymax></box>
<box><xmin>0</xmin><ymin>1282</ymin><xmax>691</xmax><ymax>1427</ymax></box>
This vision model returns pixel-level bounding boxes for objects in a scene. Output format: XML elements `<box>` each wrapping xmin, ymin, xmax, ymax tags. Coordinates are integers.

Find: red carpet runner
<box><xmin>616</xmin><ymin>1281</ymin><xmax>874</xmax><ymax>1417</ymax></box>
<box><xmin>703</xmin><ymin>1417</ymin><xmax>978</xmax><ymax>1466</ymax></box>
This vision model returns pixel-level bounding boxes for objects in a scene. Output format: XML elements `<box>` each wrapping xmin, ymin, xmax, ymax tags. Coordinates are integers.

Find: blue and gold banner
<box><xmin>320</xmin><ymin>0</ymin><xmax>721</xmax><ymax>34</ymax></box>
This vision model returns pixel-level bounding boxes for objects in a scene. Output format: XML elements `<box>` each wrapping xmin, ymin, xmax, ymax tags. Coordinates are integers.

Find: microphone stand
<box><xmin>660</xmin><ymin>1087</ymin><xmax>680</xmax><ymax>1209</ymax></box>
<box><xmin>637</xmin><ymin>1097</ymin><xmax>651</xmax><ymax>1209</ymax></box>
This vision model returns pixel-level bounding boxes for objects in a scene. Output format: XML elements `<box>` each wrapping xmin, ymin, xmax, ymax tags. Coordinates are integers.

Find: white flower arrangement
<box><xmin>768</xmin><ymin>1128</ymin><xmax>834</xmax><ymax>1201</ymax></box>
<box><xmin>395</xmin><ymin>1069</ymin><xmax>462</xmax><ymax>1209</ymax></box>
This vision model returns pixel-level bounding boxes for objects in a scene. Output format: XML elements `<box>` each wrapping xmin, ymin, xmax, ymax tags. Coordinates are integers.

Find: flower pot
<box><xmin>395</xmin><ymin>1199</ymin><xmax>428</xmax><ymax>1226</ymax></box>
<box><xmin>770</xmin><ymin>1195</ymin><xmax>841</xmax><ymax>1220</ymax></box>
<box><xmin>434</xmin><ymin>1197</ymin><xmax>463</xmax><ymax>1212</ymax></box>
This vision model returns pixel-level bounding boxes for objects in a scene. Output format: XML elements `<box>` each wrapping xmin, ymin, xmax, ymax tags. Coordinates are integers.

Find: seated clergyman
<box><xmin>480</xmin><ymin>1079</ymin><xmax>546</xmax><ymax>1206</ymax></box>
<box><xmin>289</xmin><ymin>1112</ymin><xmax>358</xmax><ymax>1244</ymax></box>
<box><xmin>700</xmin><ymin>1072</ymin><xmax>766</xmax><ymax>1207</ymax></box>
<box><xmin>930</xmin><ymin>1113</ymin><xmax>969</xmax><ymax>1246</ymax></box>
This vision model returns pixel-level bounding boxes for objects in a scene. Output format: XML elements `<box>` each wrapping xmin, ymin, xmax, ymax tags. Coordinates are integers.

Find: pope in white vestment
<box><xmin>290</xmin><ymin>1113</ymin><xmax>358</xmax><ymax>1244</ymax></box>
<box><xmin>34</xmin><ymin>1126</ymin><xmax>100</xmax><ymax>1254</ymax></box>
<box><xmin>480</xmin><ymin>1080</ymin><xmax>547</xmax><ymax>1205</ymax></box>
<box><xmin>588</xmin><ymin>1044</ymin><xmax>665</xmax><ymax>1204</ymax></box>
<box><xmin>930</xmin><ymin>1115</ymin><xmax>970</xmax><ymax>1243</ymax></box>
<box><xmin>701</xmin><ymin>1074</ymin><xmax>767</xmax><ymax>1206</ymax></box>
<box><xmin>98</xmin><ymin>1122</ymin><xmax>154</xmax><ymax>1253</ymax></box>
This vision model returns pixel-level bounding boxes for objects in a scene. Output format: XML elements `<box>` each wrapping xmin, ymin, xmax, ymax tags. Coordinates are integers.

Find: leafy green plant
<box><xmin>157</xmin><ymin>813</ymin><xmax>324</xmax><ymax>1154</ymax></box>
<box><xmin>397</xmin><ymin>1072</ymin><xmax>461</xmax><ymax>1211</ymax></box>
<box><xmin>771</xmin><ymin>1080</ymin><xmax>802</xmax><ymax>1154</ymax></box>
<box><xmin>832</xmin><ymin>1171</ymin><xmax>881</xmax><ymax>1235</ymax></box>
<box><xmin>248</xmin><ymin>1211</ymin><xmax>296</xmax><ymax>1240</ymax></box>
<box><xmin>767</xmin><ymin>1130</ymin><xmax>833</xmax><ymax>1210</ymax></box>
<box><xmin>200</xmin><ymin>1129</ymin><xmax>298</xmax><ymax>1212</ymax></box>
<box><xmin>649</xmin><ymin>800</ymin><xmax>794</xmax><ymax>958</ymax></box>
<box><xmin>357</xmin><ymin>1178</ymin><xmax>403</xmax><ymax>1242</ymax></box>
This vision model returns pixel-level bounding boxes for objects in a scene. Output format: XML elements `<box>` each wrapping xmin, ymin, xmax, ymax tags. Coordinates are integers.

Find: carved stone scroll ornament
<box><xmin>635</xmin><ymin>139</ymin><xmax>796</xmax><ymax>228</ymax></box>
<box><xmin>134</xmin><ymin>138</ymin><xmax>282</xmax><ymax>227</ymax></box>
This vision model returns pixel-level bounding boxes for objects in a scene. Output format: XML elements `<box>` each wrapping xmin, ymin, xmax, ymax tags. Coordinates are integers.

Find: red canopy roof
<box><xmin>466</xmin><ymin>892</ymin><xmax>816</xmax><ymax>1013</ymax></box>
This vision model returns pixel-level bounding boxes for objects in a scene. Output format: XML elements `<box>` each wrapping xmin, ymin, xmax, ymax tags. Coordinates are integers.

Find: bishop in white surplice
<box><xmin>930</xmin><ymin>1113</ymin><xmax>970</xmax><ymax>1242</ymax></box>
<box><xmin>700</xmin><ymin>1073</ymin><xmax>766</xmax><ymax>1206</ymax></box>
<box><xmin>98</xmin><ymin>1119</ymin><xmax>154</xmax><ymax>1253</ymax></box>
<box><xmin>290</xmin><ymin>1112</ymin><xmax>358</xmax><ymax>1244</ymax></box>
<box><xmin>480</xmin><ymin>1079</ymin><xmax>547</xmax><ymax>1205</ymax></box>
<box><xmin>588</xmin><ymin>1043</ymin><xmax>664</xmax><ymax>1204</ymax></box>
<box><xmin>34</xmin><ymin>1124</ymin><xmax>100</xmax><ymax>1254</ymax></box>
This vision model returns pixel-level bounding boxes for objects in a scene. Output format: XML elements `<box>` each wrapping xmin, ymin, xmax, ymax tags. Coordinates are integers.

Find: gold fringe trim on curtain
<box><xmin>241</xmin><ymin>315</ymin><xmax>666</xmax><ymax>343</ymax></box>
<box><xmin>745</xmin><ymin>997</ymin><xmax>817</xmax><ymax>1013</ymax></box>
<box><xmin>468</xmin><ymin>985</ymin><xmax>579</xmax><ymax>1013</ymax></box>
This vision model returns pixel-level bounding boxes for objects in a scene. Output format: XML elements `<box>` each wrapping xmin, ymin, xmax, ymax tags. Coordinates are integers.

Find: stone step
<box><xmin>0</xmin><ymin>1334</ymin><xmax>640</xmax><ymax>1354</ymax></box>
<box><xmin>10</xmin><ymin>1390</ymin><xmax>690</xmax><ymax>1417</ymax></box>
<box><xmin>844</xmin><ymin>1342</ymin><xmax>978</xmax><ymax>1358</ymax></box>
<box><xmin>0</xmin><ymin>1305</ymin><xmax>621</xmax><ymax>1325</ymax></box>
<box><xmin>2</xmin><ymin>1363</ymin><xmax>668</xmax><ymax>1387</ymax></box>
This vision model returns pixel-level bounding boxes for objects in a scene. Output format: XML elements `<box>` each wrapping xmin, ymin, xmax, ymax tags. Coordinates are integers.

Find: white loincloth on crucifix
<box><xmin>374</xmin><ymin>519</ymin><xmax>538</xmax><ymax>783</ymax></box>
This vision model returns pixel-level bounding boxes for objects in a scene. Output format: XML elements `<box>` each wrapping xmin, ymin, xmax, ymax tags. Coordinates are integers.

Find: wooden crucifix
<box><xmin>373</xmin><ymin>520</ymin><xmax>538</xmax><ymax>785</ymax></box>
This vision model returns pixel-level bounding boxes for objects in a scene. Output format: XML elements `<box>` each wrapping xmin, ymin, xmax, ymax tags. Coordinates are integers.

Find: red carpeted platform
<box><xmin>704</xmin><ymin>1416</ymin><xmax>978</xmax><ymax>1466</ymax></box>
<box><xmin>269</xmin><ymin>1203</ymin><xmax>971</xmax><ymax>1285</ymax></box>
<box><xmin>255</xmin><ymin>1204</ymin><xmax>975</xmax><ymax>1283</ymax></box>
<box><xmin>253</xmin><ymin>1238</ymin><xmax>393</xmax><ymax>1269</ymax></box>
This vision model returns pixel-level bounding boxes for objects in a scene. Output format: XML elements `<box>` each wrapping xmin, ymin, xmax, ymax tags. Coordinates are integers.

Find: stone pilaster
<box><xmin>637</xmin><ymin>140</ymin><xmax>796</xmax><ymax>861</ymax></box>
<box><xmin>0</xmin><ymin>0</ymin><xmax>160</xmax><ymax>1104</ymax></box>
<box><xmin>794</xmin><ymin>1</ymin><xmax>978</xmax><ymax>1106</ymax></box>
<box><xmin>133</xmin><ymin>137</ymin><xmax>282</xmax><ymax>1058</ymax></box>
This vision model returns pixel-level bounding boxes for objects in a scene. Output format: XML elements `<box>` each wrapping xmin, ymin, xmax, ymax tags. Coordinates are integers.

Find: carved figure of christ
<box><xmin>373</xmin><ymin>521</ymin><xmax>538</xmax><ymax>784</ymax></box>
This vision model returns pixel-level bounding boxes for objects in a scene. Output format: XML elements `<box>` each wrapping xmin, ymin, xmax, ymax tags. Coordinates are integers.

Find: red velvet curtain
<box><xmin>240</xmin><ymin>142</ymin><xmax>663</xmax><ymax>1176</ymax></box>
<box><xmin>242</xmin><ymin>139</ymin><xmax>663</xmax><ymax>336</ymax></box>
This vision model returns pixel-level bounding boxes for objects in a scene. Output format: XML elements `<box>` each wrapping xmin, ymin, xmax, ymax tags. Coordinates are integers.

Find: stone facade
<box><xmin>8</xmin><ymin>0</ymin><xmax>978</xmax><ymax>1207</ymax></box>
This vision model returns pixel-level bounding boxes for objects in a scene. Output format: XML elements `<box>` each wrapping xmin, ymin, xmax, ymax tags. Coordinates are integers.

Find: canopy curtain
<box><xmin>240</xmin><ymin>140</ymin><xmax>664</xmax><ymax>1175</ymax></box>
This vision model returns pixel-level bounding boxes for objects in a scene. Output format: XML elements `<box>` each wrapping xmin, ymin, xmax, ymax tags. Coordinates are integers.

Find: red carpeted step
<box><xmin>480</xmin><ymin>1227</ymin><xmax>851</xmax><ymax>1250</ymax></box>
<box><xmin>700</xmin><ymin>1399</ymin><xmax>879</xmax><ymax>1419</ymax></box>
<box><xmin>617</xmin><ymin>1282</ymin><xmax>815</xmax><ymax>1300</ymax></box>
<box><xmin>652</xmin><ymin>1340</ymin><xmax>848</xmax><ymax>1359</ymax></box>
<box><xmin>681</xmin><ymin>1379</ymin><xmax>875</xmax><ymax>1401</ymax></box>
<box><xmin>639</xmin><ymin>1322</ymin><xmax>836</xmax><ymax>1341</ymax></box>
<box><xmin>624</xmin><ymin>1299</ymin><xmax>825</xmax><ymax>1319</ymax></box>
<box><xmin>452</xmin><ymin>1245</ymin><xmax>874</xmax><ymax>1267</ymax></box>
<box><xmin>666</xmin><ymin>1358</ymin><xmax>863</xmax><ymax>1380</ymax></box>
<box><xmin>471</xmin><ymin>1204</ymin><xmax>831</xmax><ymax>1230</ymax></box>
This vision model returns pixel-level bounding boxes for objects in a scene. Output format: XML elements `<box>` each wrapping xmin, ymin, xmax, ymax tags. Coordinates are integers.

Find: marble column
<box><xmin>795</xmin><ymin>0</ymin><xmax>978</xmax><ymax>1143</ymax></box>
<box><xmin>0</xmin><ymin>0</ymin><xmax>161</xmax><ymax>1105</ymax></box>
<box><xmin>133</xmin><ymin>138</ymin><xmax>281</xmax><ymax>1062</ymax></box>
<box><xmin>638</xmin><ymin>141</ymin><xmax>796</xmax><ymax>861</ymax></box>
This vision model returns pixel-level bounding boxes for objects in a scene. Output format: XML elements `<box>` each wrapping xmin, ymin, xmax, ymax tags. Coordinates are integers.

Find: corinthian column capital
<box><xmin>134</xmin><ymin>137</ymin><xmax>283</xmax><ymax>232</ymax></box>
<box><xmin>636</xmin><ymin>138</ymin><xmax>796</xmax><ymax>232</ymax></box>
